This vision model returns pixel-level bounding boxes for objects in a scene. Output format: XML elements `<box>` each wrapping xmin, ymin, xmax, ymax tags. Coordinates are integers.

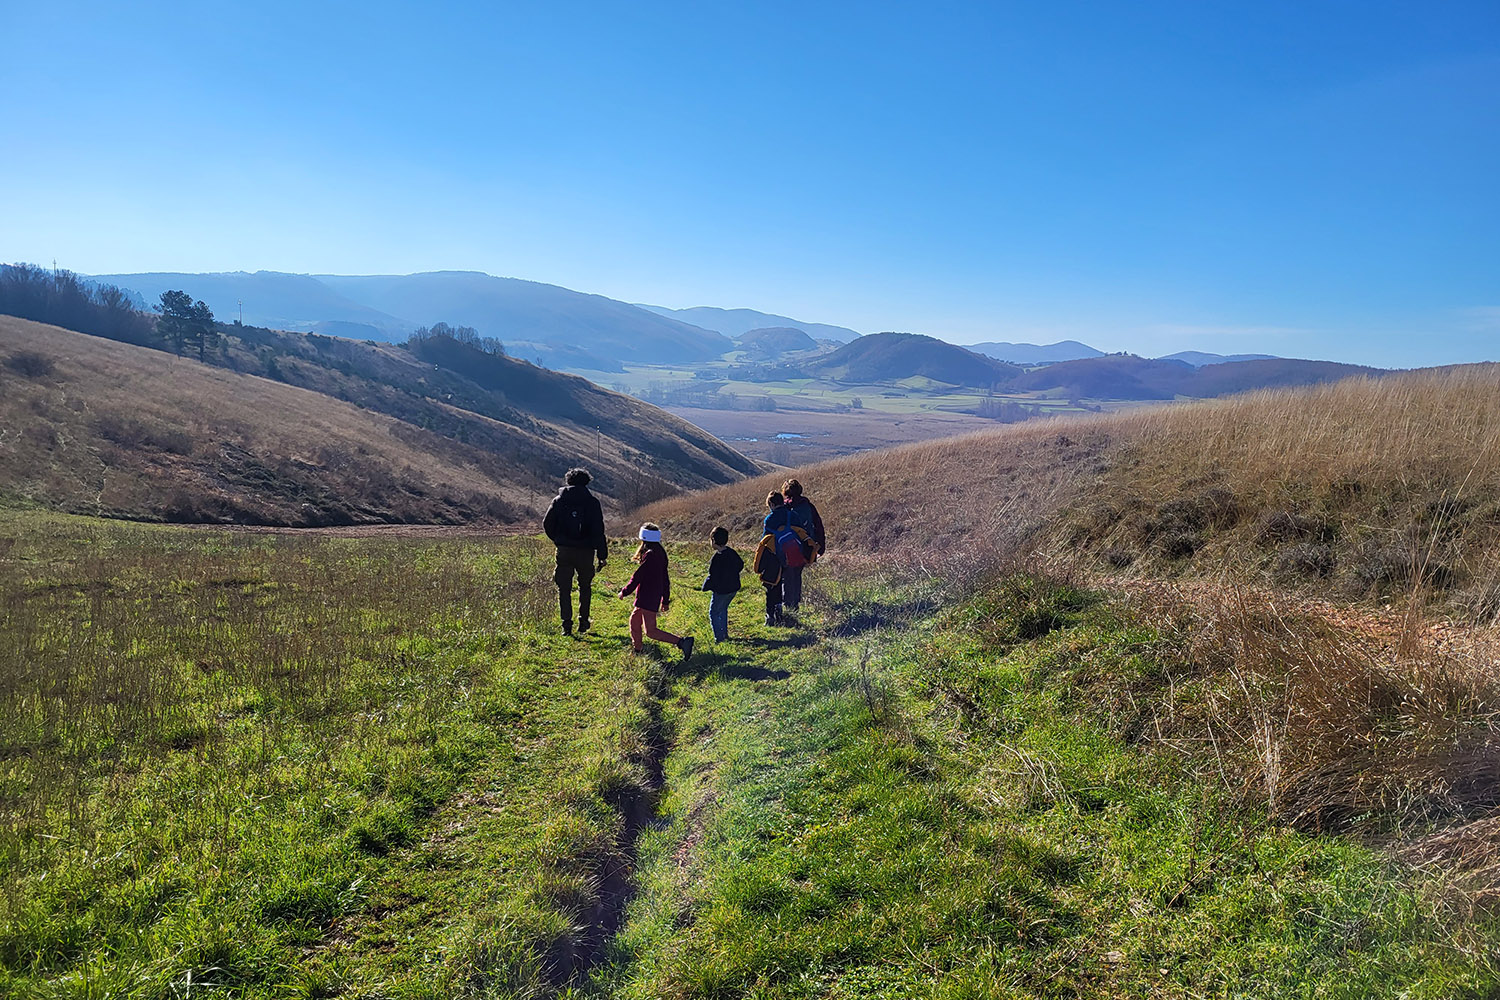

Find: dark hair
<box><xmin>782</xmin><ymin>479</ymin><xmax>803</xmax><ymax>498</ymax></box>
<box><xmin>711</xmin><ymin>526</ymin><xmax>729</xmax><ymax>546</ymax></box>
<box><xmin>565</xmin><ymin>468</ymin><xmax>591</xmax><ymax>486</ymax></box>
<box><xmin>766</xmin><ymin>491</ymin><xmax>784</xmax><ymax>509</ymax></box>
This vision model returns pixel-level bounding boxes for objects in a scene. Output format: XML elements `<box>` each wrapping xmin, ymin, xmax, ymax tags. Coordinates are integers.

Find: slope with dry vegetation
<box><xmin>642</xmin><ymin>364</ymin><xmax>1500</xmax><ymax>612</ymax></box>
<box><xmin>638</xmin><ymin>363</ymin><xmax>1500</xmax><ymax>929</ymax></box>
<box><xmin>0</xmin><ymin>315</ymin><xmax>758</xmax><ymax>525</ymax></box>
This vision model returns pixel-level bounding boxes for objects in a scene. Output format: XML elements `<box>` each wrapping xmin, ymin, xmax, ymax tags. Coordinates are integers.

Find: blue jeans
<box><xmin>709</xmin><ymin>591</ymin><xmax>735</xmax><ymax>641</ymax></box>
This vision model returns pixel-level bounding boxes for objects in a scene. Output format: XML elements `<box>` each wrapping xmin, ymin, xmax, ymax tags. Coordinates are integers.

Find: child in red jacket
<box><xmin>619</xmin><ymin>523</ymin><xmax>695</xmax><ymax>662</ymax></box>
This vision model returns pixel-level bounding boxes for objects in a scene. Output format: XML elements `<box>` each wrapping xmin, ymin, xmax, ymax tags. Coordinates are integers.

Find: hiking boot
<box><xmin>765</xmin><ymin>614</ymin><xmax>777</xmax><ymax>627</ymax></box>
<box><xmin>680</xmin><ymin>636</ymin><xmax>695</xmax><ymax>663</ymax></box>
<box><xmin>577</xmin><ymin>618</ymin><xmax>591</xmax><ymax>633</ymax></box>
<box><xmin>562</xmin><ymin>621</ymin><xmax>573</xmax><ymax>636</ymax></box>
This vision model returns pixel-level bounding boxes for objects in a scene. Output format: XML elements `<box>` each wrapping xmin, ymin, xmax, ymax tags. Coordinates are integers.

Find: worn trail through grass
<box><xmin>3</xmin><ymin>515</ymin><xmax>1498</xmax><ymax>998</ymax></box>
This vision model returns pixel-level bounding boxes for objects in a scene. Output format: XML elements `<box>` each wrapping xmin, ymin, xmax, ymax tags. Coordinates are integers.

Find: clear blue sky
<box><xmin>2</xmin><ymin>1</ymin><xmax>1496</xmax><ymax>366</ymax></box>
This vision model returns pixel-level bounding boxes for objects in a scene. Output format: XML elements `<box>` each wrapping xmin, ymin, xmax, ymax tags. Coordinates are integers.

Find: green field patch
<box><xmin>3</xmin><ymin>516</ymin><xmax>1493</xmax><ymax>998</ymax></box>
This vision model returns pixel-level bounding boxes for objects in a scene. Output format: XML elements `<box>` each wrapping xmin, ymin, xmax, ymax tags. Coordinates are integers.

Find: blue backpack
<box><xmin>768</xmin><ymin>508</ymin><xmax>810</xmax><ymax>568</ymax></box>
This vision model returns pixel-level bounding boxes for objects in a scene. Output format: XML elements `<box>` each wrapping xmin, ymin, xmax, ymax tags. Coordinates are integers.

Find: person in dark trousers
<box><xmin>758</xmin><ymin>492</ymin><xmax>787</xmax><ymax>626</ymax></box>
<box><xmin>701</xmin><ymin>525</ymin><xmax>743</xmax><ymax>642</ymax></box>
<box><xmin>619</xmin><ymin>523</ymin><xmax>694</xmax><ymax>661</ymax></box>
<box><xmin>542</xmin><ymin>467</ymin><xmax>607</xmax><ymax>636</ymax></box>
<box><xmin>779</xmin><ymin>478</ymin><xmax>824</xmax><ymax>613</ymax></box>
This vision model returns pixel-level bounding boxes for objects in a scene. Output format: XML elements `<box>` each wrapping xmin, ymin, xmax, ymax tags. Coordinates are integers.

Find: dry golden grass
<box><xmin>0</xmin><ymin>316</ymin><xmax>531</xmax><ymax>524</ymax></box>
<box><xmin>642</xmin><ymin>364</ymin><xmax>1500</xmax><ymax>611</ymax></box>
<box><xmin>647</xmin><ymin>367</ymin><xmax>1500</xmax><ymax>890</ymax></box>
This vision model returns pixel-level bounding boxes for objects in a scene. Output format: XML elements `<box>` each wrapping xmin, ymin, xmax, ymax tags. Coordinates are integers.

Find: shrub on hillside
<box><xmin>94</xmin><ymin>414</ymin><xmax>193</xmax><ymax>455</ymax></box>
<box><xmin>3</xmin><ymin>351</ymin><xmax>54</xmax><ymax>377</ymax></box>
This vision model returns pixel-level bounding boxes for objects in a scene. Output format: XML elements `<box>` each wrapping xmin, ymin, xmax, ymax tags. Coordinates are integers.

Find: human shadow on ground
<box><xmin>667</xmin><ymin>640</ymin><xmax>798</xmax><ymax>682</ymax></box>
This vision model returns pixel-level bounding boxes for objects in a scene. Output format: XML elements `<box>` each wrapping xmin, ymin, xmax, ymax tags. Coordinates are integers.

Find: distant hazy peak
<box><xmin>1156</xmin><ymin>350</ymin><xmax>1279</xmax><ymax>367</ymax></box>
<box><xmin>639</xmin><ymin>304</ymin><xmax>861</xmax><ymax>343</ymax></box>
<box><xmin>963</xmin><ymin>340</ymin><xmax>1104</xmax><ymax>364</ymax></box>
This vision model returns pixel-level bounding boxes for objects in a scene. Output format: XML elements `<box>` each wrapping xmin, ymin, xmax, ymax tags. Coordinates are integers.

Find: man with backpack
<box><xmin>761</xmin><ymin>487</ymin><xmax>817</xmax><ymax>621</ymax></box>
<box><xmin>543</xmin><ymin>468</ymin><xmax>608</xmax><ymax>636</ymax></box>
<box><xmin>781</xmin><ymin>478</ymin><xmax>825</xmax><ymax>559</ymax></box>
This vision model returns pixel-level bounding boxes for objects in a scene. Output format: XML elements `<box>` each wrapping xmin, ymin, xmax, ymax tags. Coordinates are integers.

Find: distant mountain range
<box><xmin>88</xmin><ymin>270</ymin><xmax>733</xmax><ymax>366</ymax></box>
<box><xmin>1157</xmin><ymin>350</ymin><xmax>1278</xmax><ymax>367</ymax></box>
<box><xmin>1009</xmin><ymin>354</ymin><xmax>1380</xmax><ymax>399</ymax></box>
<box><xmin>80</xmin><ymin>268</ymin><xmax>1287</xmax><ymax>374</ymax></box>
<box><xmin>638</xmin><ymin>304</ymin><xmax>861</xmax><ymax>343</ymax></box>
<box><xmin>964</xmin><ymin>341</ymin><xmax>1278</xmax><ymax>368</ymax></box>
<box><xmin>756</xmin><ymin>332</ymin><xmax>1370</xmax><ymax>400</ymax></box>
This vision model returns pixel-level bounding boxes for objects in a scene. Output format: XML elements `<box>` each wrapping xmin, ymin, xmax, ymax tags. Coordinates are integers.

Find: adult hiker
<box><xmin>780</xmin><ymin>478</ymin><xmax>826</xmax><ymax>612</ymax></box>
<box><xmin>759</xmin><ymin>490</ymin><xmax>814</xmax><ymax>624</ymax></box>
<box><xmin>543</xmin><ymin>467</ymin><xmax>607</xmax><ymax>636</ymax></box>
<box><xmin>764</xmin><ymin>479</ymin><xmax>820</xmax><ymax>615</ymax></box>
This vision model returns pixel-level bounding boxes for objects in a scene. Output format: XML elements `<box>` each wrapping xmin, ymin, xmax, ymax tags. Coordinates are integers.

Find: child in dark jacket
<box><xmin>701</xmin><ymin>526</ymin><xmax>743</xmax><ymax>642</ymax></box>
<box><xmin>619</xmin><ymin>522</ymin><xmax>694</xmax><ymax>662</ymax></box>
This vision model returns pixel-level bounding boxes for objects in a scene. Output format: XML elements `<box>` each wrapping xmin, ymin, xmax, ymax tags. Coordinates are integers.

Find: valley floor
<box><xmin>2</xmin><ymin>515</ymin><xmax>1495</xmax><ymax>998</ymax></box>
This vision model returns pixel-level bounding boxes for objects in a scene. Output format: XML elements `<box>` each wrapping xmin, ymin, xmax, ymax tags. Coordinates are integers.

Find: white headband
<box><xmin>639</xmin><ymin>527</ymin><xmax>662</xmax><ymax>542</ymax></box>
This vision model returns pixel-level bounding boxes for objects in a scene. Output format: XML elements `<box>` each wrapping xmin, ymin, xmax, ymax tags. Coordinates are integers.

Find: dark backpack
<box><xmin>561</xmin><ymin>504</ymin><xmax>589</xmax><ymax>544</ymax></box>
<box><xmin>553</xmin><ymin>492</ymin><xmax>593</xmax><ymax>545</ymax></box>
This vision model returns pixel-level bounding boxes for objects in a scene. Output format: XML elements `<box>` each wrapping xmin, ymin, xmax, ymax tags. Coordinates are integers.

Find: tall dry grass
<box><xmin>646</xmin><ymin>366</ymin><xmax>1500</xmax><ymax>882</ymax></box>
<box><xmin>642</xmin><ymin>364</ymin><xmax>1500</xmax><ymax>614</ymax></box>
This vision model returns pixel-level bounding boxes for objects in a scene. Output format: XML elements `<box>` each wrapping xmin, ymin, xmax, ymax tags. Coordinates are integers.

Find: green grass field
<box><xmin>3</xmin><ymin>513</ymin><xmax>1496</xmax><ymax>997</ymax></box>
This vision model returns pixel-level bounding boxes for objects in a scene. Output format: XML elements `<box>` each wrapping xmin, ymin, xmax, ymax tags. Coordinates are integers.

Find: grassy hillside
<box><xmin>735</xmin><ymin>326</ymin><xmax>818</xmax><ymax>357</ymax></box>
<box><xmin>642</xmin><ymin>365</ymin><xmax>1500</xmax><ymax>612</ymax></box>
<box><xmin>4</xmin><ymin>514</ymin><xmax>1496</xmax><ymax>997</ymax></box>
<box><xmin>810</xmin><ymin>332</ymin><xmax>1024</xmax><ymax>386</ymax></box>
<box><xmin>0</xmin><ymin>316</ymin><xmax>757</xmax><ymax>524</ymax></box>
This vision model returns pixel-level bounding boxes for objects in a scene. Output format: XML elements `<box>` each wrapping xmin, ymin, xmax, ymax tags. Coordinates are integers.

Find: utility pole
<box><xmin>238</xmin><ymin>299</ymin><xmax>243</xmax><ymax>325</ymax></box>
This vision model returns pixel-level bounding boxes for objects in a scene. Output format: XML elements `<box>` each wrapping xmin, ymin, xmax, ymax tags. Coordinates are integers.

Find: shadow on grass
<box><xmin>824</xmin><ymin>595</ymin><xmax>942</xmax><ymax>637</ymax></box>
<box><xmin>669</xmin><ymin>644</ymin><xmax>796</xmax><ymax>683</ymax></box>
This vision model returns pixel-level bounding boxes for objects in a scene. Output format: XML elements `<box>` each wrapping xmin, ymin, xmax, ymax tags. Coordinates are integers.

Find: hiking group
<box><xmin>543</xmin><ymin>468</ymin><xmax>826</xmax><ymax>662</ymax></box>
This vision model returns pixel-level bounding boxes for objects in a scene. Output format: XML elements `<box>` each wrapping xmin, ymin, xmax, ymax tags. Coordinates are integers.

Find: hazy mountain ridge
<box><xmin>965</xmin><ymin>340</ymin><xmax>1104</xmax><ymax>364</ymax></box>
<box><xmin>316</xmin><ymin>272</ymin><xmax>732</xmax><ymax>363</ymax></box>
<box><xmin>81</xmin><ymin>269</ymin><xmax>1302</xmax><ymax>376</ymax></box>
<box><xmin>89</xmin><ymin>271</ymin><xmax>412</xmax><ymax>336</ymax></box>
<box><xmin>1011</xmin><ymin>354</ymin><xmax>1383</xmax><ymax>400</ymax></box>
<box><xmin>87</xmin><ymin>270</ymin><xmax>733</xmax><ymax>367</ymax></box>
<box><xmin>639</xmin><ymin>304</ymin><xmax>861</xmax><ymax>343</ymax></box>
<box><xmin>1159</xmin><ymin>350</ymin><xmax>1278</xmax><ymax>367</ymax></box>
<box><xmin>755</xmin><ymin>332</ymin><xmax>1376</xmax><ymax>400</ymax></box>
